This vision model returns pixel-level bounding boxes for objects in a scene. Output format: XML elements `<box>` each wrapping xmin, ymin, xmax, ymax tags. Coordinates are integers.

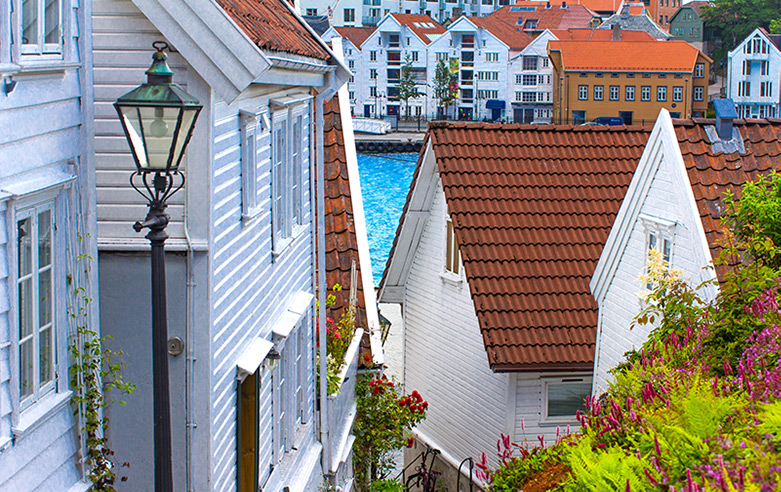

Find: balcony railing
<box><xmin>362</xmin><ymin>15</ymin><xmax>381</xmax><ymax>25</ymax></box>
<box><xmin>327</xmin><ymin>328</ymin><xmax>364</xmax><ymax>474</ymax></box>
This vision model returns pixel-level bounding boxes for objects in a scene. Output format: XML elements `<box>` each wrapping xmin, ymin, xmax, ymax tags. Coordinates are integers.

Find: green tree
<box><xmin>397</xmin><ymin>55</ymin><xmax>420</xmax><ymax>119</ymax></box>
<box><xmin>433</xmin><ymin>59</ymin><xmax>450</xmax><ymax>119</ymax></box>
<box><xmin>701</xmin><ymin>0</ymin><xmax>781</xmax><ymax>64</ymax></box>
<box><xmin>770</xmin><ymin>18</ymin><xmax>781</xmax><ymax>34</ymax></box>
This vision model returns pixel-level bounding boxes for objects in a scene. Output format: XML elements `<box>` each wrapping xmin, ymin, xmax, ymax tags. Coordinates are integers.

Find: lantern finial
<box><xmin>146</xmin><ymin>42</ymin><xmax>174</xmax><ymax>85</ymax></box>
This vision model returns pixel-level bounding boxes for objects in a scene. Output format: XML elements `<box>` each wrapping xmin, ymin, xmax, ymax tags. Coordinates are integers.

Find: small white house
<box><xmin>91</xmin><ymin>0</ymin><xmax>351</xmax><ymax>490</ymax></box>
<box><xmin>322</xmin><ymin>26</ymin><xmax>377</xmax><ymax>117</ymax></box>
<box><xmin>509</xmin><ymin>30</ymin><xmax>556</xmax><ymax>123</ymax></box>
<box><xmin>379</xmin><ymin>121</ymin><xmax>651</xmax><ymax>488</ymax></box>
<box><xmin>727</xmin><ymin>27</ymin><xmax>781</xmax><ymax>119</ymax></box>
<box><xmin>0</xmin><ymin>0</ymin><xmax>95</xmax><ymax>489</ymax></box>
<box><xmin>590</xmin><ymin>106</ymin><xmax>781</xmax><ymax>393</ymax></box>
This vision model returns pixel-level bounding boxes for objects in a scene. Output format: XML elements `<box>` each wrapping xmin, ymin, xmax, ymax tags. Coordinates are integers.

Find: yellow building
<box><xmin>548</xmin><ymin>40</ymin><xmax>711</xmax><ymax>124</ymax></box>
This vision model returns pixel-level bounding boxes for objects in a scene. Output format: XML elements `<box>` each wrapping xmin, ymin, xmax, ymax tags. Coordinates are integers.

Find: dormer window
<box><xmin>445</xmin><ymin>217</ymin><xmax>460</xmax><ymax>275</ymax></box>
<box><xmin>640</xmin><ymin>215</ymin><xmax>675</xmax><ymax>290</ymax></box>
<box><xmin>524</xmin><ymin>19</ymin><xmax>538</xmax><ymax>29</ymax></box>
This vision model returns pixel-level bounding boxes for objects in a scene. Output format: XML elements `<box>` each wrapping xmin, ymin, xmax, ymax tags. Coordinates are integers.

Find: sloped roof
<box><xmin>426</xmin><ymin>122</ymin><xmax>652</xmax><ymax>371</ymax></box>
<box><xmin>597</xmin><ymin>10</ymin><xmax>671</xmax><ymax>39</ymax></box>
<box><xmin>549</xmin><ymin>28</ymin><xmax>655</xmax><ymax>40</ymax></box>
<box><xmin>674</xmin><ymin>118</ymin><xmax>781</xmax><ymax>264</ymax></box>
<box><xmin>470</xmin><ymin>17</ymin><xmax>533</xmax><ymax>50</ymax></box>
<box><xmin>548</xmin><ymin>40</ymin><xmax>700</xmax><ymax>71</ymax></box>
<box><xmin>335</xmin><ymin>26</ymin><xmax>376</xmax><ymax>48</ymax></box>
<box><xmin>323</xmin><ymin>96</ymin><xmax>369</xmax><ymax>333</ymax></box>
<box><xmin>489</xmin><ymin>3</ymin><xmax>596</xmax><ymax>31</ymax></box>
<box><xmin>684</xmin><ymin>1</ymin><xmax>712</xmax><ymax>17</ymax></box>
<box><xmin>390</xmin><ymin>14</ymin><xmax>446</xmax><ymax>45</ymax></box>
<box><xmin>217</xmin><ymin>0</ymin><xmax>330</xmax><ymax>60</ymax></box>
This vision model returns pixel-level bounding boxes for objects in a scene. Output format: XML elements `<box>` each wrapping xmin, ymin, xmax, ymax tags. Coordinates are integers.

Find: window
<box><xmin>538</xmin><ymin>74</ymin><xmax>545</xmax><ymax>84</ymax></box>
<box><xmin>761</xmin><ymin>81</ymin><xmax>773</xmax><ymax>98</ymax></box>
<box><xmin>515</xmin><ymin>74</ymin><xmax>523</xmax><ymax>84</ymax></box>
<box><xmin>578</xmin><ymin>85</ymin><xmax>588</xmax><ymax>100</ymax></box>
<box><xmin>240</xmin><ymin>110</ymin><xmax>268</xmax><ymax>220</ymax></box>
<box><xmin>609</xmin><ymin>85</ymin><xmax>619</xmax><ymax>101</ymax></box>
<box><xmin>542</xmin><ymin>58</ymin><xmax>549</xmax><ymax>68</ymax></box>
<box><xmin>739</xmin><ymin>81</ymin><xmax>751</xmax><ymax>97</ymax></box>
<box><xmin>522</xmin><ymin>92</ymin><xmax>536</xmax><ymax>102</ymax></box>
<box><xmin>694</xmin><ymin>63</ymin><xmax>704</xmax><ymax>78</ymax></box>
<box><xmin>643</xmin><ymin>216</ymin><xmax>674</xmax><ymax>290</ymax></box>
<box><xmin>370</xmin><ymin>68</ymin><xmax>377</xmax><ymax>79</ymax></box>
<box><xmin>593</xmin><ymin>85</ymin><xmax>603</xmax><ymax>101</ymax></box>
<box><xmin>656</xmin><ymin>86</ymin><xmax>667</xmax><ymax>102</ymax></box>
<box><xmin>522</xmin><ymin>74</ymin><xmax>536</xmax><ymax>86</ymax></box>
<box><xmin>693</xmin><ymin>86</ymin><xmax>703</xmax><ymax>101</ymax></box>
<box><xmin>477</xmin><ymin>71</ymin><xmax>498</xmax><ymax>81</ymax></box>
<box><xmin>306</xmin><ymin>8</ymin><xmax>317</xmax><ymax>15</ymax></box>
<box><xmin>743</xmin><ymin>60</ymin><xmax>752</xmax><ymax>76</ymax></box>
<box><xmin>544</xmin><ymin>377</ymin><xmax>591</xmax><ymax>421</ymax></box>
<box><xmin>271</xmin><ymin>101</ymin><xmax>309</xmax><ymax>254</ymax></box>
<box><xmin>21</xmin><ymin>0</ymin><xmax>63</xmax><ymax>55</ymax></box>
<box><xmin>522</xmin><ymin>56</ymin><xmax>537</xmax><ymax>71</ymax></box>
<box><xmin>445</xmin><ymin>218</ymin><xmax>460</xmax><ymax>274</ymax></box>
<box><xmin>486</xmin><ymin>52</ymin><xmax>499</xmax><ymax>62</ymax></box>
<box><xmin>411</xmin><ymin>51</ymin><xmax>419</xmax><ymax>62</ymax></box>
<box><xmin>478</xmin><ymin>89</ymin><xmax>498</xmax><ymax>99</ymax></box>
<box><xmin>672</xmin><ymin>86</ymin><xmax>682</xmax><ymax>102</ymax></box>
<box><xmin>625</xmin><ymin>85</ymin><xmax>635</xmax><ymax>101</ymax></box>
<box><xmin>761</xmin><ymin>60</ymin><xmax>769</xmax><ymax>76</ymax></box>
<box><xmin>370</xmin><ymin>51</ymin><xmax>377</xmax><ymax>62</ymax></box>
<box><xmin>436</xmin><ymin>52</ymin><xmax>448</xmax><ymax>62</ymax></box>
<box><xmin>641</xmin><ymin>86</ymin><xmax>651</xmax><ymax>101</ymax></box>
<box><xmin>343</xmin><ymin>8</ymin><xmax>355</xmax><ymax>22</ymax></box>
<box><xmin>349</xmin><ymin>91</ymin><xmax>355</xmax><ymax>101</ymax></box>
<box><xmin>16</xmin><ymin>202</ymin><xmax>56</xmax><ymax>409</ymax></box>
<box><xmin>370</xmin><ymin>86</ymin><xmax>377</xmax><ymax>97</ymax></box>
<box><xmin>348</xmin><ymin>60</ymin><xmax>355</xmax><ymax>70</ymax></box>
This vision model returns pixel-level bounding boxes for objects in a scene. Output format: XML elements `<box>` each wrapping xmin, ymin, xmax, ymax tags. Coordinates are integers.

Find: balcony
<box><xmin>387</xmin><ymin>51</ymin><xmax>401</xmax><ymax>66</ymax></box>
<box><xmin>362</xmin><ymin>0</ymin><xmax>381</xmax><ymax>5</ymax></box>
<box><xmin>362</xmin><ymin>15</ymin><xmax>381</xmax><ymax>25</ymax></box>
<box><xmin>327</xmin><ymin>328</ymin><xmax>364</xmax><ymax>477</ymax></box>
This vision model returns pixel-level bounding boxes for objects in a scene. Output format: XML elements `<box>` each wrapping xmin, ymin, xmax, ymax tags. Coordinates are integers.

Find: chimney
<box><xmin>545</xmin><ymin>1</ymin><xmax>551</xmax><ymax>8</ymax></box>
<box><xmin>611</xmin><ymin>23</ymin><xmax>621</xmax><ymax>41</ymax></box>
<box><xmin>621</xmin><ymin>4</ymin><xmax>630</xmax><ymax>17</ymax></box>
<box><xmin>560</xmin><ymin>1</ymin><xmax>567</xmax><ymax>8</ymax></box>
<box><xmin>714</xmin><ymin>98</ymin><xmax>738</xmax><ymax>140</ymax></box>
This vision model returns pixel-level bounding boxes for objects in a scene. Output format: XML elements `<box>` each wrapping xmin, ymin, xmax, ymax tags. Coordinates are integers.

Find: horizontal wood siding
<box><xmin>92</xmin><ymin>0</ymin><xmax>189</xmax><ymax>245</ymax></box>
<box><xmin>209</xmin><ymin>86</ymin><xmax>315</xmax><ymax>491</ymax></box>
<box><xmin>595</xmin><ymin>147</ymin><xmax>717</xmax><ymax>392</ymax></box>
<box><xmin>404</xmin><ymin>183</ymin><xmax>509</xmax><ymax>469</ymax></box>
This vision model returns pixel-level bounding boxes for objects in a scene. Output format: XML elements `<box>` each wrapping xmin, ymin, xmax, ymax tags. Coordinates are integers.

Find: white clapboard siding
<box><xmin>594</xmin><ymin>143</ymin><xmax>717</xmax><ymax>392</ymax></box>
<box><xmin>404</xmin><ymin>182</ymin><xmax>510</xmax><ymax>469</ymax></box>
<box><xmin>208</xmin><ymin>87</ymin><xmax>316</xmax><ymax>491</ymax></box>
<box><xmin>92</xmin><ymin>0</ymin><xmax>191</xmax><ymax>247</ymax></box>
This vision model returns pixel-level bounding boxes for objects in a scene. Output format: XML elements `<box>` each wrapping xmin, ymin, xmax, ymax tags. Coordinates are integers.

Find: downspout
<box><xmin>184</xmin><ymin>151</ymin><xmax>196</xmax><ymax>492</ymax></box>
<box><xmin>317</xmin><ymin>71</ymin><xmax>335</xmax><ymax>476</ymax></box>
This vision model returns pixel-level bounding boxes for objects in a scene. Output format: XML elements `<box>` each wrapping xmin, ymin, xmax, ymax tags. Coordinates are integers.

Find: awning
<box><xmin>486</xmin><ymin>100</ymin><xmax>505</xmax><ymax>110</ymax></box>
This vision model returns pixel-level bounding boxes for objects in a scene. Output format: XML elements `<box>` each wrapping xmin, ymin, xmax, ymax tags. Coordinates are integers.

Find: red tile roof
<box><xmin>427</xmin><ymin>122</ymin><xmax>652</xmax><ymax>371</ymax></box>
<box><xmin>390</xmin><ymin>14</ymin><xmax>446</xmax><ymax>45</ymax></box>
<box><xmin>489</xmin><ymin>3</ymin><xmax>596</xmax><ymax>31</ymax></box>
<box><xmin>335</xmin><ymin>26</ymin><xmax>376</xmax><ymax>48</ymax></box>
<box><xmin>548</xmin><ymin>39</ymin><xmax>700</xmax><ymax>71</ymax></box>
<box><xmin>548</xmin><ymin>28</ymin><xmax>655</xmax><ymax>40</ymax></box>
<box><xmin>217</xmin><ymin>0</ymin><xmax>330</xmax><ymax>60</ymax></box>
<box><xmin>323</xmin><ymin>96</ymin><xmax>368</xmax><ymax>333</ymax></box>
<box><xmin>470</xmin><ymin>17</ymin><xmax>533</xmax><ymax>50</ymax></box>
<box><xmin>674</xmin><ymin>118</ymin><xmax>781</xmax><ymax>266</ymax></box>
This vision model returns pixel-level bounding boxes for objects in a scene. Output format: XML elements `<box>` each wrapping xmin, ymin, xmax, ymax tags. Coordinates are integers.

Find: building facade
<box><xmin>727</xmin><ymin>28</ymin><xmax>781</xmax><ymax>119</ymax></box>
<box><xmin>668</xmin><ymin>1</ymin><xmax>715</xmax><ymax>55</ymax></box>
<box><xmin>549</xmin><ymin>40</ymin><xmax>710</xmax><ymax>124</ymax></box>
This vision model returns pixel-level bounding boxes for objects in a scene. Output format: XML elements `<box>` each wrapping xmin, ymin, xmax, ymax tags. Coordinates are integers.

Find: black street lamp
<box><xmin>114</xmin><ymin>41</ymin><xmax>202</xmax><ymax>492</ymax></box>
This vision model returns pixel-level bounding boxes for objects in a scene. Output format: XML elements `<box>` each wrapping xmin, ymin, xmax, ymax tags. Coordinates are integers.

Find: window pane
<box><xmin>44</xmin><ymin>0</ymin><xmax>60</xmax><ymax>44</ymax></box>
<box><xmin>548</xmin><ymin>382</ymin><xmax>590</xmax><ymax>418</ymax></box>
<box><xmin>39</xmin><ymin>327</ymin><xmax>53</xmax><ymax>385</ymax></box>
<box><xmin>292</xmin><ymin>118</ymin><xmax>302</xmax><ymax>225</ymax></box>
<box><xmin>39</xmin><ymin>209</ymin><xmax>52</xmax><ymax>267</ymax></box>
<box><xmin>39</xmin><ymin>268</ymin><xmax>52</xmax><ymax>327</ymax></box>
<box><xmin>22</xmin><ymin>0</ymin><xmax>39</xmax><ymax>46</ymax></box>
<box><xmin>19</xmin><ymin>278</ymin><xmax>33</xmax><ymax>339</ymax></box>
<box><xmin>20</xmin><ymin>339</ymin><xmax>34</xmax><ymax>400</ymax></box>
<box><xmin>18</xmin><ymin>217</ymin><xmax>32</xmax><ymax>277</ymax></box>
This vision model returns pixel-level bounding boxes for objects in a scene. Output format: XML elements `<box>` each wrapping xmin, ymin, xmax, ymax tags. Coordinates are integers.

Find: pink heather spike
<box><xmin>654</xmin><ymin>435</ymin><xmax>661</xmax><ymax>456</ymax></box>
<box><xmin>625</xmin><ymin>478</ymin><xmax>631</xmax><ymax>492</ymax></box>
<box><xmin>520</xmin><ymin>417</ymin><xmax>525</xmax><ymax>431</ymax></box>
<box><xmin>537</xmin><ymin>435</ymin><xmax>545</xmax><ymax>447</ymax></box>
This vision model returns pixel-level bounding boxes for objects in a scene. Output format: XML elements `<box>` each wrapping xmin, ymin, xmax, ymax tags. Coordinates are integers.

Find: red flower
<box><xmin>406</xmin><ymin>437</ymin><xmax>415</xmax><ymax>448</ymax></box>
<box><xmin>411</xmin><ymin>390</ymin><xmax>420</xmax><ymax>399</ymax></box>
<box><xmin>422</xmin><ymin>401</ymin><xmax>428</xmax><ymax>410</ymax></box>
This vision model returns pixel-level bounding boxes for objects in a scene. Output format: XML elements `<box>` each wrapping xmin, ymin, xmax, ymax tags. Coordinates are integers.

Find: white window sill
<box><xmin>272</xmin><ymin>224</ymin><xmax>308</xmax><ymax>260</ymax></box>
<box><xmin>16</xmin><ymin>60</ymin><xmax>81</xmax><ymax>75</ymax></box>
<box><xmin>440</xmin><ymin>270</ymin><xmax>463</xmax><ymax>286</ymax></box>
<box><xmin>539</xmin><ymin>417</ymin><xmax>580</xmax><ymax>427</ymax></box>
<box><xmin>12</xmin><ymin>390</ymin><xmax>73</xmax><ymax>441</ymax></box>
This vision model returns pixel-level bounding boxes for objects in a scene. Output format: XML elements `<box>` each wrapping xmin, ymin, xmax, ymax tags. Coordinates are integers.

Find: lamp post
<box><xmin>114</xmin><ymin>41</ymin><xmax>202</xmax><ymax>492</ymax></box>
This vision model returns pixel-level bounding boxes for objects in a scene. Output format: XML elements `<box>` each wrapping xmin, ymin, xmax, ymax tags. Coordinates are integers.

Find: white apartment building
<box><xmin>510</xmin><ymin>30</ymin><xmax>556</xmax><ymax>122</ymax></box>
<box><xmin>323</xmin><ymin>26</ymin><xmax>378</xmax><ymax>116</ymax></box>
<box><xmin>727</xmin><ymin>27</ymin><xmax>781</xmax><ymax>119</ymax></box>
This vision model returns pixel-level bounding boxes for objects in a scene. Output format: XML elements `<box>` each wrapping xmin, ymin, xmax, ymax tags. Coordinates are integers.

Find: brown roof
<box><xmin>323</xmin><ymin>96</ymin><xmax>368</xmax><ymax>334</ymax></box>
<box><xmin>426</xmin><ymin>122</ymin><xmax>652</xmax><ymax>371</ymax></box>
<box><xmin>683</xmin><ymin>1</ymin><xmax>712</xmax><ymax>17</ymax></box>
<box><xmin>548</xmin><ymin>28</ymin><xmax>655</xmax><ymax>40</ymax></box>
<box><xmin>470</xmin><ymin>17</ymin><xmax>533</xmax><ymax>50</ymax></box>
<box><xmin>674</xmin><ymin>118</ymin><xmax>781</xmax><ymax>265</ymax></box>
<box><xmin>335</xmin><ymin>26</ymin><xmax>376</xmax><ymax>48</ymax></box>
<box><xmin>217</xmin><ymin>0</ymin><xmax>330</xmax><ymax>60</ymax></box>
<box><xmin>489</xmin><ymin>3</ymin><xmax>596</xmax><ymax>31</ymax></box>
<box><xmin>548</xmin><ymin>40</ymin><xmax>701</xmax><ymax>71</ymax></box>
<box><xmin>389</xmin><ymin>14</ymin><xmax>446</xmax><ymax>45</ymax></box>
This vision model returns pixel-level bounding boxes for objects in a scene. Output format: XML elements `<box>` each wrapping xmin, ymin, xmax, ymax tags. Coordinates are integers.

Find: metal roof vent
<box><xmin>546</xmin><ymin>1</ymin><xmax>551</xmax><ymax>8</ymax></box>
<box><xmin>705</xmin><ymin>99</ymin><xmax>745</xmax><ymax>154</ymax></box>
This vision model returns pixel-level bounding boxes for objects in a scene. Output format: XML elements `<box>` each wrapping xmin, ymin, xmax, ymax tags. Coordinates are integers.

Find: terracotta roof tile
<box><xmin>470</xmin><ymin>17</ymin><xmax>533</xmax><ymax>50</ymax></box>
<box><xmin>427</xmin><ymin>122</ymin><xmax>651</xmax><ymax>371</ymax></box>
<box><xmin>548</xmin><ymin>28</ymin><xmax>655</xmax><ymax>41</ymax></box>
<box><xmin>389</xmin><ymin>14</ymin><xmax>445</xmax><ymax>45</ymax></box>
<box><xmin>549</xmin><ymin>40</ymin><xmax>699</xmax><ymax>71</ymax></box>
<box><xmin>674</xmin><ymin>119</ymin><xmax>781</xmax><ymax>270</ymax></box>
<box><xmin>322</xmin><ymin>96</ymin><xmax>369</xmax><ymax>338</ymax></box>
<box><xmin>489</xmin><ymin>3</ymin><xmax>596</xmax><ymax>31</ymax></box>
<box><xmin>217</xmin><ymin>0</ymin><xmax>329</xmax><ymax>60</ymax></box>
<box><xmin>335</xmin><ymin>26</ymin><xmax>376</xmax><ymax>48</ymax></box>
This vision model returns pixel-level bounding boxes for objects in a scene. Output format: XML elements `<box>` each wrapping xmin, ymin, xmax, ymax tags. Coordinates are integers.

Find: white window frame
<box><xmin>578</xmin><ymin>85</ymin><xmax>588</xmax><ymax>100</ymax></box>
<box><xmin>443</xmin><ymin>215</ymin><xmax>461</xmax><ymax>281</ymax></box>
<box><xmin>672</xmin><ymin>86</ymin><xmax>683</xmax><ymax>102</ymax></box>
<box><xmin>625</xmin><ymin>85</ymin><xmax>635</xmax><ymax>101</ymax></box>
<box><xmin>541</xmin><ymin>375</ymin><xmax>592</xmax><ymax>423</ymax></box>
<box><xmin>694</xmin><ymin>63</ymin><xmax>704</xmax><ymax>78</ymax></box>
<box><xmin>693</xmin><ymin>86</ymin><xmax>703</xmax><ymax>102</ymax></box>
<box><xmin>19</xmin><ymin>0</ymin><xmax>63</xmax><ymax>56</ymax></box>
<box><xmin>640</xmin><ymin>214</ymin><xmax>675</xmax><ymax>291</ymax></box>
<box><xmin>240</xmin><ymin>109</ymin><xmax>269</xmax><ymax>221</ymax></box>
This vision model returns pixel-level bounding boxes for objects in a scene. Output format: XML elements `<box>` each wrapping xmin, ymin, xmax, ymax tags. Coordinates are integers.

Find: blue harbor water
<box><xmin>357</xmin><ymin>153</ymin><xmax>418</xmax><ymax>284</ymax></box>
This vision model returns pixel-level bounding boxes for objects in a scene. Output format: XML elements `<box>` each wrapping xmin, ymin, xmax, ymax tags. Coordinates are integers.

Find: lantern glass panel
<box><xmin>118</xmin><ymin>105</ymin><xmax>184</xmax><ymax>171</ymax></box>
<box><xmin>170</xmin><ymin>107</ymin><xmax>198</xmax><ymax>171</ymax></box>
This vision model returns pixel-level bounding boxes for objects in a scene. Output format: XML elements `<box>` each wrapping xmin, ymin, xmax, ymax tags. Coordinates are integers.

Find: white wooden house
<box><xmin>378</xmin><ymin>122</ymin><xmax>650</xmax><ymax>489</ymax></box>
<box><xmin>590</xmin><ymin>107</ymin><xmax>781</xmax><ymax>393</ymax></box>
<box><xmin>0</xmin><ymin>0</ymin><xmax>95</xmax><ymax>490</ymax></box>
<box><xmin>726</xmin><ymin>27</ymin><xmax>781</xmax><ymax>119</ymax></box>
<box><xmin>91</xmin><ymin>0</ymin><xmax>350</xmax><ymax>490</ymax></box>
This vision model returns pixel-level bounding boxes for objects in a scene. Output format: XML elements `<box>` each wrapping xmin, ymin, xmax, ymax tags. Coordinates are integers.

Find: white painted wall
<box><xmin>727</xmin><ymin>28</ymin><xmax>781</xmax><ymax>119</ymax></box>
<box><xmin>510</xmin><ymin>31</ymin><xmax>555</xmax><ymax>123</ymax></box>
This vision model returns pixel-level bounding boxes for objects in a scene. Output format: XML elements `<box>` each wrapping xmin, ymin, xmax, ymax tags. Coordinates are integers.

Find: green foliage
<box><xmin>317</xmin><ymin>283</ymin><xmax>358</xmax><ymax>395</ymax></box>
<box><xmin>397</xmin><ymin>55</ymin><xmax>421</xmax><ymax>118</ymax></box>
<box><xmin>563</xmin><ymin>437</ymin><xmax>653</xmax><ymax>492</ymax></box>
<box><xmin>69</xmin><ymin>266</ymin><xmax>135</xmax><ymax>490</ymax></box>
<box><xmin>353</xmin><ymin>375</ymin><xmax>427</xmax><ymax>491</ymax></box>
<box><xmin>771</xmin><ymin>19</ymin><xmax>781</xmax><ymax>34</ymax></box>
<box><xmin>489</xmin><ymin>447</ymin><xmax>556</xmax><ymax>492</ymax></box>
<box><xmin>701</xmin><ymin>0</ymin><xmax>781</xmax><ymax>64</ymax></box>
<box><xmin>367</xmin><ymin>478</ymin><xmax>404</xmax><ymax>492</ymax></box>
<box><xmin>433</xmin><ymin>59</ymin><xmax>455</xmax><ymax>118</ymax></box>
